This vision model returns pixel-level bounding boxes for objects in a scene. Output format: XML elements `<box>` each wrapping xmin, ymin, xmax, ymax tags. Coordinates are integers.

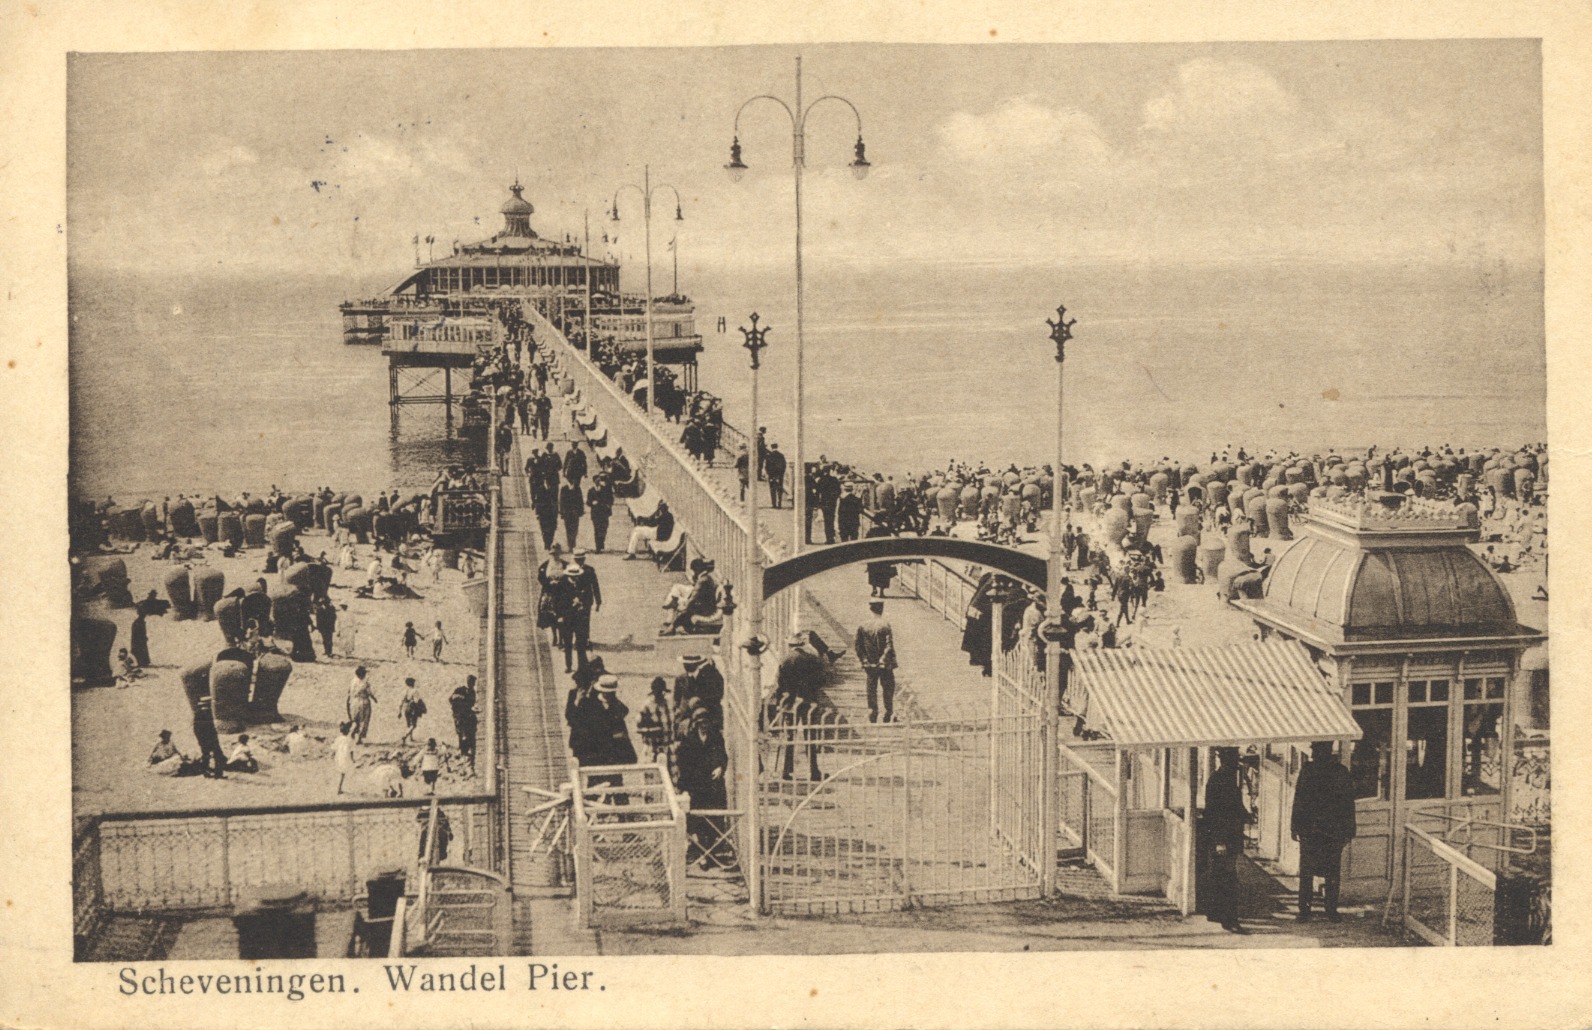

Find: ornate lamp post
<box><xmin>609</xmin><ymin>165</ymin><xmax>684</xmax><ymax>415</ymax></box>
<box><xmin>739</xmin><ymin>311</ymin><xmax>772</xmax><ymax>912</ymax></box>
<box><xmin>1039</xmin><ymin>303</ymin><xmax>1077</xmax><ymax>898</ymax></box>
<box><xmin>1045</xmin><ymin>303</ymin><xmax>1077</xmax><ymax>616</ymax></box>
<box><xmin>725</xmin><ymin>56</ymin><xmax>871</xmax><ymax>564</ymax></box>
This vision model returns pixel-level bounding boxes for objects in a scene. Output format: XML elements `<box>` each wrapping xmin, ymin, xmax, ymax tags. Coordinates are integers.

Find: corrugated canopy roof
<box><xmin>1066</xmin><ymin>640</ymin><xmax>1361</xmax><ymax>748</ymax></box>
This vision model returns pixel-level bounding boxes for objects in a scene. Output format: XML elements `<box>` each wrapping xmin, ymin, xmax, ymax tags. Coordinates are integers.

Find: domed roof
<box><xmin>1262</xmin><ymin>534</ymin><xmax>1518</xmax><ymax>640</ymax></box>
<box><xmin>501</xmin><ymin>181</ymin><xmax>534</xmax><ymax>216</ymax></box>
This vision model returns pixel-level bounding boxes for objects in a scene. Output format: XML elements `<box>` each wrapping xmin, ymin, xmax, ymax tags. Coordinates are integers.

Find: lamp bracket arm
<box><xmin>734</xmin><ymin>94</ymin><xmax>798</xmax><ymax>135</ymax></box>
<box><xmin>800</xmin><ymin>94</ymin><xmax>864</xmax><ymax>136</ymax></box>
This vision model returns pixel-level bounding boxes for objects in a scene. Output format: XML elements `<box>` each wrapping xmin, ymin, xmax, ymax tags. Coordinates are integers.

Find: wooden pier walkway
<box><xmin>494</xmin><ymin>432</ymin><xmax>586</xmax><ymax>953</ymax></box>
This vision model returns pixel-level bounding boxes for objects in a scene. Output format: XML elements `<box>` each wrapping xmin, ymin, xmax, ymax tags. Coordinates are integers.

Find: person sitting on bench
<box><xmin>625</xmin><ymin>500</ymin><xmax>675</xmax><ymax>559</ymax></box>
<box><xmin>662</xmin><ymin>559</ymin><xmax>706</xmax><ymax>620</ymax></box>
<box><xmin>666</xmin><ymin>558</ymin><xmax>721</xmax><ymax>635</ymax></box>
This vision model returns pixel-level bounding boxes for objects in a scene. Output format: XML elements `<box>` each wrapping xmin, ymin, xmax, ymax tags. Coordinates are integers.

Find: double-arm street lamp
<box><xmin>725</xmin><ymin>55</ymin><xmax>871</xmax><ymax>559</ymax></box>
<box><xmin>610</xmin><ymin>165</ymin><xmax>684</xmax><ymax>415</ymax></box>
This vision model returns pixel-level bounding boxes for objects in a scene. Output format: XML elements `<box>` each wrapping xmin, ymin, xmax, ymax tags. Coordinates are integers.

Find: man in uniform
<box><xmin>1202</xmin><ymin>746</ymin><xmax>1251</xmax><ymax>934</ymax></box>
<box><xmin>854</xmin><ymin>600</ymin><xmax>898</xmax><ymax>723</ymax></box>
<box><xmin>1291</xmin><ymin>740</ymin><xmax>1357</xmax><ymax>922</ymax></box>
<box><xmin>774</xmin><ymin>631</ymin><xmax>827</xmax><ymax>781</ymax></box>
<box><xmin>764</xmin><ymin>443</ymin><xmax>787</xmax><ymax>509</ymax></box>
<box><xmin>563</xmin><ymin>440</ymin><xmax>589</xmax><ymax>494</ymax></box>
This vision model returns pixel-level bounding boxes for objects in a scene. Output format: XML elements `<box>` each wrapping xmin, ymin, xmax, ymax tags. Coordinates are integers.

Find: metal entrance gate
<box><xmin>757</xmin><ymin>683</ymin><xmax>1047</xmax><ymax>914</ymax></box>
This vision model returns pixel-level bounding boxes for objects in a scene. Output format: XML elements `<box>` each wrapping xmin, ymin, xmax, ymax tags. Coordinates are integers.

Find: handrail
<box><xmin>1057</xmin><ymin>739</ymin><xmax>1118</xmax><ymax>796</ymax></box>
<box><xmin>1413</xmin><ymin>812</ymin><xmax>1538</xmax><ymax>858</ymax></box>
<box><xmin>1406</xmin><ymin>823</ymin><xmax>1498</xmax><ymax>886</ymax></box>
<box><xmin>78</xmin><ymin>793</ymin><xmax>495</xmax><ymax>825</ymax></box>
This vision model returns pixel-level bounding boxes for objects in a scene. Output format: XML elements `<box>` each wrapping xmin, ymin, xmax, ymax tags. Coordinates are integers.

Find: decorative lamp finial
<box><xmin>740</xmin><ymin>312</ymin><xmax>771</xmax><ymax>369</ymax></box>
<box><xmin>1046</xmin><ymin>304</ymin><xmax>1077</xmax><ymax>363</ymax></box>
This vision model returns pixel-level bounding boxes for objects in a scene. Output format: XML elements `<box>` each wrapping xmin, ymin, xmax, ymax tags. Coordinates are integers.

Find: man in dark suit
<box><xmin>773</xmin><ymin>631</ymin><xmax>826</xmax><ymax>781</ymax></box>
<box><xmin>563</xmin><ymin>441</ymin><xmax>589</xmax><ymax>492</ymax></box>
<box><xmin>814</xmin><ymin>464</ymin><xmax>841</xmax><ymax>544</ymax></box>
<box><xmin>764</xmin><ymin>444</ymin><xmax>787</xmax><ymax>509</ymax></box>
<box><xmin>1291</xmin><ymin>740</ymin><xmax>1357</xmax><ymax>922</ymax></box>
<box><xmin>1202</xmin><ymin>746</ymin><xmax>1251</xmax><ymax>933</ymax></box>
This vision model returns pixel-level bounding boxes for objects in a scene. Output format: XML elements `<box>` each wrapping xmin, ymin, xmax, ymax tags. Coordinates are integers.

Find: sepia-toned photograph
<box><xmin>63</xmin><ymin>36</ymin><xmax>1552</xmax><ymax>972</ymax></box>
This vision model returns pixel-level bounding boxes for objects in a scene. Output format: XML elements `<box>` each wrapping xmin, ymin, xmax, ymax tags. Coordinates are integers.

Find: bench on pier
<box><xmin>653</xmin><ymin>531</ymin><xmax>689</xmax><ymax>573</ymax></box>
<box><xmin>626</xmin><ymin>488</ymin><xmax>665</xmax><ymax>521</ymax></box>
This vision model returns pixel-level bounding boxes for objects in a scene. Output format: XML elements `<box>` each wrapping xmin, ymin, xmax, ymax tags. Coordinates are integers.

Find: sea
<box><xmin>68</xmin><ymin>259</ymin><xmax>1546</xmax><ymax>502</ymax></box>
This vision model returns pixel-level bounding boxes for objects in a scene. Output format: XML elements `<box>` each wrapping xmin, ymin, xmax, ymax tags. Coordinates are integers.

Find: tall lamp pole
<box><xmin>1045</xmin><ymin>304</ymin><xmax>1076</xmax><ymax>615</ymax></box>
<box><xmin>725</xmin><ymin>55</ymin><xmax>871</xmax><ymax>562</ymax></box>
<box><xmin>1039</xmin><ymin>303</ymin><xmax>1076</xmax><ymax>898</ymax></box>
<box><xmin>610</xmin><ymin>165</ymin><xmax>684</xmax><ymax>415</ymax></box>
<box><xmin>739</xmin><ymin>311</ymin><xmax>772</xmax><ymax>912</ymax></box>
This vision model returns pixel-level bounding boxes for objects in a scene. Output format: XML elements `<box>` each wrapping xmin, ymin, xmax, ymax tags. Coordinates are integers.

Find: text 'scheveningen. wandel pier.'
<box><xmin>67</xmin><ymin>42</ymin><xmax>1548</xmax><ymax>959</ymax></box>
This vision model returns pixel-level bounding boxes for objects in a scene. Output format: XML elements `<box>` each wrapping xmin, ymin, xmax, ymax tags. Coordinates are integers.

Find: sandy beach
<box><xmin>72</xmin><ymin>516</ymin><xmax>485</xmax><ymax>814</ymax></box>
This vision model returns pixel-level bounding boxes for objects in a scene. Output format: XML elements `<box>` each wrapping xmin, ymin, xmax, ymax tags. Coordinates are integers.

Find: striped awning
<box><xmin>1067</xmin><ymin>640</ymin><xmax>1361</xmax><ymax>748</ymax></box>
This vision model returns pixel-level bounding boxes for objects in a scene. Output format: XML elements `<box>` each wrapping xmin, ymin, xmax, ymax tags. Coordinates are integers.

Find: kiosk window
<box><xmin>1405</xmin><ymin>704</ymin><xmax>1449</xmax><ymax>800</ymax></box>
<box><xmin>1462</xmin><ymin>701</ymin><xmax>1504</xmax><ymax>796</ymax></box>
<box><xmin>1350</xmin><ymin>703</ymin><xmax>1393</xmax><ymax>801</ymax></box>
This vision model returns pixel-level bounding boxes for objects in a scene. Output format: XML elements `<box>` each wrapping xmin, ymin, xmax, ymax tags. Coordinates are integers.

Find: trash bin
<box><xmin>232</xmin><ymin>887</ymin><xmax>317</xmax><ymax>959</ymax></box>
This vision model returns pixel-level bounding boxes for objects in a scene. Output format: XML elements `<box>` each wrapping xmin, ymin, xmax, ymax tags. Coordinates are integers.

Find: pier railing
<box><xmin>525</xmin><ymin>305</ymin><xmax>795</xmax><ymax>649</ymax></box>
<box><xmin>896</xmin><ymin>556</ymin><xmax>979</xmax><ymax>628</ymax></box>
<box><xmin>74</xmin><ymin>440</ymin><xmax>509</xmax><ymax>946</ymax></box>
<box><xmin>73</xmin><ymin>797</ymin><xmax>497</xmax><ymax>923</ymax></box>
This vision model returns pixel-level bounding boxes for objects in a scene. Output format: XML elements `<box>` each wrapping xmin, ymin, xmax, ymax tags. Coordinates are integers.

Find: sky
<box><xmin>66</xmin><ymin>40</ymin><xmax>1543</xmax><ymax>280</ymax></box>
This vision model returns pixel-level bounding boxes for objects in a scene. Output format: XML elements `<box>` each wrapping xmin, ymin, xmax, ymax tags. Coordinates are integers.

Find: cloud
<box><xmin>936</xmin><ymin>96</ymin><xmax>1115</xmax><ymax>186</ymax></box>
<box><xmin>1136</xmin><ymin>59</ymin><xmax>1339</xmax><ymax>175</ymax></box>
<box><xmin>199</xmin><ymin>143</ymin><xmax>258</xmax><ymax>177</ymax></box>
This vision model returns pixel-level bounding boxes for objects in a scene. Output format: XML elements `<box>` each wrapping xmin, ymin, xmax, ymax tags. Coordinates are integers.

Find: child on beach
<box><xmin>420</xmin><ymin>739</ymin><xmax>441</xmax><ymax>795</ymax></box>
<box><xmin>334</xmin><ymin>722</ymin><xmax>357</xmax><ymax>794</ymax></box>
<box><xmin>114</xmin><ymin>647</ymin><xmax>142</xmax><ymax>688</ymax></box>
<box><xmin>399</xmin><ymin>677</ymin><xmax>426</xmax><ymax>744</ymax></box>
<box><xmin>431</xmin><ymin>620</ymin><xmax>449</xmax><ymax>662</ymax></box>
<box><xmin>402</xmin><ymin>621</ymin><xmax>419</xmax><ymax>659</ymax></box>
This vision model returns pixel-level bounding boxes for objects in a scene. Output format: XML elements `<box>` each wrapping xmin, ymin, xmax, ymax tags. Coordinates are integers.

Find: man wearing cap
<box><xmin>855</xmin><ymin>600</ymin><xmax>898</xmax><ymax>723</ymax></box>
<box><xmin>569</xmin><ymin>548</ymin><xmax>602</xmax><ymax>612</ymax></box>
<box><xmin>558</xmin><ymin>475</ymin><xmax>586</xmax><ymax>552</ymax></box>
<box><xmin>774</xmin><ymin>632</ymin><xmax>826</xmax><ymax>781</ymax></box>
<box><xmin>676</xmin><ymin>653</ymin><xmax>725</xmax><ymax>726</ymax></box>
<box><xmin>585</xmin><ymin>473</ymin><xmax>614</xmax><ymax>552</ymax></box>
<box><xmin>563</xmin><ymin>440</ymin><xmax>589</xmax><ymax>493</ymax></box>
<box><xmin>1202</xmin><ymin>746</ymin><xmax>1252</xmax><ymax>934</ymax></box>
<box><xmin>764</xmin><ymin>443</ymin><xmax>787</xmax><ymax>509</ymax></box>
<box><xmin>837</xmin><ymin>481</ymin><xmax>864</xmax><ymax>542</ymax></box>
<box><xmin>547</xmin><ymin>562</ymin><xmax>589</xmax><ymax>673</ymax></box>
<box><xmin>1291</xmin><ymin>740</ymin><xmax>1356</xmax><ymax>922</ymax></box>
<box><xmin>571</xmin><ymin>676</ymin><xmax>637</xmax><ymax>781</ymax></box>
<box><xmin>814</xmin><ymin>463</ymin><xmax>841</xmax><ymax>544</ymax></box>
